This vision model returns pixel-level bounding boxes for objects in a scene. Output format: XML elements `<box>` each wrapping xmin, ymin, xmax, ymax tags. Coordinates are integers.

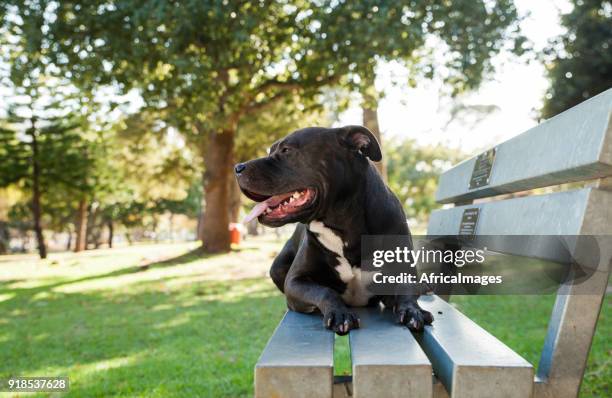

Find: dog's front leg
<box><xmin>285</xmin><ymin>277</ymin><xmax>360</xmax><ymax>335</ymax></box>
<box><xmin>392</xmin><ymin>294</ymin><xmax>434</xmax><ymax>332</ymax></box>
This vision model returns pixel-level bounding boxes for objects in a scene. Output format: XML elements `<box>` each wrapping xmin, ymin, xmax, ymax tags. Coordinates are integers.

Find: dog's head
<box><xmin>236</xmin><ymin>125</ymin><xmax>381</xmax><ymax>227</ymax></box>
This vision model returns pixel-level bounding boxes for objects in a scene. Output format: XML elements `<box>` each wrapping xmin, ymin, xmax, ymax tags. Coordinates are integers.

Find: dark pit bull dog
<box><xmin>235</xmin><ymin>125</ymin><xmax>433</xmax><ymax>335</ymax></box>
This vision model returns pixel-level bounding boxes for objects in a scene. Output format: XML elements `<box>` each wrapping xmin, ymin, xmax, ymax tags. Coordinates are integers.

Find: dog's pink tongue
<box><xmin>243</xmin><ymin>192</ymin><xmax>293</xmax><ymax>224</ymax></box>
<box><xmin>243</xmin><ymin>201</ymin><xmax>269</xmax><ymax>224</ymax></box>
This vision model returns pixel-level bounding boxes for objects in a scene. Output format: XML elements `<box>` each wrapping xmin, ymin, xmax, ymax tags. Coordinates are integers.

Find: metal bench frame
<box><xmin>255</xmin><ymin>89</ymin><xmax>612</xmax><ymax>398</ymax></box>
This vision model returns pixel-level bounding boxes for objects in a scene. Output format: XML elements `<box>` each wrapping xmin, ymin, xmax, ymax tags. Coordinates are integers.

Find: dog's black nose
<box><xmin>234</xmin><ymin>163</ymin><xmax>246</xmax><ymax>174</ymax></box>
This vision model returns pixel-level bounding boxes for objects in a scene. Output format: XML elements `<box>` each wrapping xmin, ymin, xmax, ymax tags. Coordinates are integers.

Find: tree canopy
<box><xmin>1</xmin><ymin>0</ymin><xmax>525</xmax><ymax>253</ymax></box>
<box><xmin>542</xmin><ymin>0</ymin><xmax>612</xmax><ymax>118</ymax></box>
<box><xmin>386</xmin><ymin>138</ymin><xmax>464</xmax><ymax>223</ymax></box>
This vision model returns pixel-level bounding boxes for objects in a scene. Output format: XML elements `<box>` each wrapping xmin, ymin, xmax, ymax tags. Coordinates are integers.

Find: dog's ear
<box><xmin>336</xmin><ymin>125</ymin><xmax>382</xmax><ymax>162</ymax></box>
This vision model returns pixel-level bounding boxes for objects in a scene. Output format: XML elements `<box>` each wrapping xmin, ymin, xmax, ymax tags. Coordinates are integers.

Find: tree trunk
<box><xmin>201</xmin><ymin>130</ymin><xmax>234</xmax><ymax>253</ymax></box>
<box><xmin>125</xmin><ymin>231</ymin><xmax>133</xmax><ymax>245</ymax></box>
<box><xmin>362</xmin><ymin>89</ymin><xmax>387</xmax><ymax>182</ymax></box>
<box><xmin>74</xmin><ymin>199</ymin><xmax>88</xmax><ymax>252</ymax></box>
<box><xmin>30</xmin><ymin>128</ymin><xmax>47</xmax><ymax>259</ymax></box>
<box><xmin>196</xmin><ymin>171</ymin><xmax>205</xmax><ymax>241</ymax></box>
<box><xmin>107</xmin><ymin>220</ymin><xmax>113</xmax><ymax>248</ymax></box>
<box><xmin>246</xmin><ymin>219</ymin><xmax>259</xmax><ymax>236</ymax></box>
<box><xmin>152</xmin><ymin>216</ymin><xmax>159</xmax><ymax>242</ymax></box>
<box><xmin>87</xmin><ymin>204</ymin><xmax>100</xmax><ymax>249</ymax></box>
<box><xmin>0</xmin><ymin>221</ymin><xmax>8</xmax><ymax>254</ymax></box>
<box><xmin>66</xmin><ymin>230</ymin><xmax>72</xmax><ymax>251</ymax></box>
<box><xmin>228</xmin><ymin>175</ymin><xmax>241</xmax><ymax>223</ymax></box>
<box><xmin>20</xmin><ymin>230</ymin><xmax>27</xmax><ymax>253</ymax></box>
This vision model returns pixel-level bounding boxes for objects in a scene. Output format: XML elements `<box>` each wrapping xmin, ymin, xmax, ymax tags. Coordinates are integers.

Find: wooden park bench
<box><xmin>254</xmin><ymin>88</ymin><xmax>612</xmax><ymax>398</ymax></box>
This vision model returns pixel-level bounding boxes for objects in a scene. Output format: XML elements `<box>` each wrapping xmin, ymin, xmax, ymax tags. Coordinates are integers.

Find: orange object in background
<box><xmin>229</xmin><ymin>223</ymin><xmax>241</xmax><ymax>244</ymax></box>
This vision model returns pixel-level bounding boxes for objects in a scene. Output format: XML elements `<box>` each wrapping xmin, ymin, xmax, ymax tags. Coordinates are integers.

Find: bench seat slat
<box><xmin>436</xmin><ymin>88</ymin><xmax>612</xmax><ymax>204</ymax></box>
<box><xmin>417</xmin><ymin>295</ymin><xmax>534</xmax><ymax>397</ymax></box>
<box><xmin>255</xmin><ymin>311</ymin><xmax>334</xmax><ymax>398</ymax></box>
<box><xmin>349</xmin><ymin>307</ymin><xmax>433</xmax><ymax>398</ymax></box>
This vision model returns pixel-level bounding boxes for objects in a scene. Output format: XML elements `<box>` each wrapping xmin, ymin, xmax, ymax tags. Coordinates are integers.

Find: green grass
<box><xmin>0</xmin><ymin>241</ymin><xmax>609</xmax><ymax>397</ymax></box>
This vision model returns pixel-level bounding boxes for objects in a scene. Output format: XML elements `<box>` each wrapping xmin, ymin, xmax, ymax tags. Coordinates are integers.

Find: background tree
<box><xmin>92</xmin><ymin>111</ymin><xmax>197</xmax><ymax>246</ymax></box>
<box><xmin>0</xmin><ymin>113</ymin><xmax>94</xmax><ymax>258</ymax></box>
<box><xmin>0</xmin><ymin>187</ymin><xmax>21</xmax><ymax>254</ymax></box>
<box><xmin>386</xmin><ymin>138</ymin><xmax>464</xmax><ymax>223</ymax></box>
<box><xmin>342</xmin><ymin>1</ymin><xmax>524</xmax><ymax>179</ymax></box>
<box><xmin>38</xmin><ymin>0</ymin><xmax>524</xmax><ymax>253</ymax></box>
<box><xmin>0</xmin><ymin>1</ymin><xmax>105</xmax><ymax>257</ymax></box>
<box><xmin>43</xmin><ymin>0</ymin><xmax>345</xmax><ymax>253</ymax></box>
<box><xmin>541</xmin><ymin>0</ymin><xmax>612</xmax><ymax>118</ymax></box>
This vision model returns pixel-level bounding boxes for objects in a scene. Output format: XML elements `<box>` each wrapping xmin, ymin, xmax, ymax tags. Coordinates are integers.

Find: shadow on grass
<box><xmin>0</xmin><ymin>279</ymin><xmax>22</xmax><ymax>288</ymax></box>
<box><xmin>0</xmin><ymin>276</ymin><xmax>287</xmax><ymax>398</ymax></box>
<box><xmin>141</xmin><ymin>247</ymin><xmax>212</xmax><ymax>268</ymax></box>
<box><xmin>0</xmin><ymin>247</ymin><xmax>228</xmax><ymax>308</ymax></box>
<box><xmin>141</xmin><ymin>245</ymin><xmax>259</xmax><ymax>270</ymax></box>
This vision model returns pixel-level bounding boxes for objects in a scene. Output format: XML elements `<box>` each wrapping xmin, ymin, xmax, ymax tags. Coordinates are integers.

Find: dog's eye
<box><xmin>281</xmin><ymin>147</ymin><xmax>291</xmax><ymax>154</ymax></box>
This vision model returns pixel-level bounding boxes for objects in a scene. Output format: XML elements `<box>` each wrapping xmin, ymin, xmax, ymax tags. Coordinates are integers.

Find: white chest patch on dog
<box><xmin>309</xmin><ymin>221</ymin><xmax>373</xmax><ymax>306</ymax></box>
<box><xmin>309</xmin><ymin>221</ymin><xmax>353</xmax><ymax>282</ymax></box>
<box><xmin>341</xmin><ymin>268</ymin><xmax>375</xmax><ymax>307</ymax></box>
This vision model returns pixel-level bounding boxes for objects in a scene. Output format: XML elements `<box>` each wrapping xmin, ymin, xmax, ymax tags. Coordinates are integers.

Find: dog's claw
<box><xmin>396</xmin><ymin>306</ymin><xmax>434</xmax><ymax>332</ymax></box>
<box><xmin>323</xmin><ymin>308</ymin><xmax>360</xmax><ymax>335</ymax></box>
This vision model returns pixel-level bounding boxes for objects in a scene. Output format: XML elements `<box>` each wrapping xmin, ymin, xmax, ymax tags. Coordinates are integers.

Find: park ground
<box><xmin>0</xmin><ymin>238</ymin><xmax>609</xmax><ymax>397</ymax></box>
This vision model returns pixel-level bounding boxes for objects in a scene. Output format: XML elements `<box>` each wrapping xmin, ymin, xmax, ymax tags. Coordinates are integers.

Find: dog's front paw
<box><xmin>395</xmin><ymin>305</ymin><xmax>434</xmax><ymax>332</ymax></box>
<box><xmin>323</xmin><ymin>308</ymin><xmax>360</xmax><ymax>336</ymax></box>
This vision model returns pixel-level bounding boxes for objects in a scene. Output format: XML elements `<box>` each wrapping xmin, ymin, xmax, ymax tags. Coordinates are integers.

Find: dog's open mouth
<box><xmin>243</xmin><ymin>188</ymin><xmax>316</xmax><ymax>223</ymax></box>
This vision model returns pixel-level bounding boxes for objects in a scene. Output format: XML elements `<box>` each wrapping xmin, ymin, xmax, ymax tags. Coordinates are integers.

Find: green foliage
<box><xmin>0</xmin><ymin>112</ymin><xmax>101</xmax><ymax>223</ymax></box>
<box><xmin>0</xmin><ymin>0</ymin><xmax>524</xmax><ymax>243</ymax></box>
<box><xmin>111</xmin><ymin>111</ymin><xmax>197</xmax><ymax>203</ymax></box>
<box><xmin>36</xmin><ymin>0</ymin><xmax>523</xmax><ymax>133</ymax></box>
<box><xmin>541</xmin><ymin>0</ymin><xmax>612</xmax><ymax>118</ymax></box>
<box><xmin>0</xmin><ymin>126</ymin><xmax>28</xmax><ymax>187</ymax></box>
<box><xmin>308</xmin><ymin>0</ymin><xmax>523</xmax><ymax>96</ymax></box>
<box><xmin>386</xmin><ymin>138</ymin><xmax>464</xmax><ymax>221</ymax></box>
<box><xmin>154</xmin><ymin>182</ymin><xmax>202</xmax><ymax>219</ymax></box>
<box><xmin>235</xmin><ymin>94</ymin><xmax>330</xmax><ymax>162</ymax></box>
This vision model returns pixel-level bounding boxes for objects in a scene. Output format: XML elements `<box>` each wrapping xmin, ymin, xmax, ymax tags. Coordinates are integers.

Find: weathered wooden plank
<box><xmin>255</xmin><ymin>311</ymin><xmax>334</xmax><ymax>398</ymax></box>
<box><xmin>416</xmin><ymin>295</ymin><xmax>534</xmax><ymax>397</ymax></box>
<box><xmin>349</xmin><ymin>307</ymin><xmax>432</xmax><ymax>398</ymax></box>
<box><xmin>435</xmin><ymin>88</ymin><xmax>612</xmax><ymax>204</ymax></box>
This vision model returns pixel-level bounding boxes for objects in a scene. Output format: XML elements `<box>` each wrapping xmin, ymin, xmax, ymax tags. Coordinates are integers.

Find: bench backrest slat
<box><xmin>429</xmin><ymin>188</ymin><xmax>593</xmax><ymax>236</ymax></box>
<box><xmin>435</xmin><ymin>88</ymin><xmax>612</xmax><ymax>204</ymax></box>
